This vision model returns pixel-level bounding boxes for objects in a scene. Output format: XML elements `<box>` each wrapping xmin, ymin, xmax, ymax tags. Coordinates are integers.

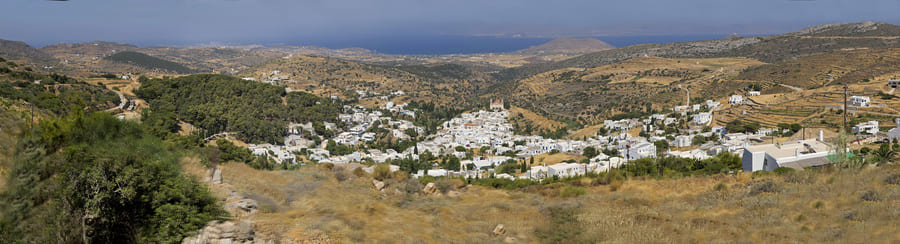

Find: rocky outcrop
<box><xmin>224</xmin><ymin>192</ymin><xmax>258</xmax><ymax>219</ymax></box>
<box><xmin>182</xmin><ymin>220</ymin><xmax>258</xmax><ymax>244</ymax></box>
<box><xmin>183</xmin><ymin>192</ymin><xmax>271</xmax><ymax>244</ymax></box>
<box><xmin>207</xmin><ymin>167</ymin><xmax>223</xmax><ymax>184</ymax></box>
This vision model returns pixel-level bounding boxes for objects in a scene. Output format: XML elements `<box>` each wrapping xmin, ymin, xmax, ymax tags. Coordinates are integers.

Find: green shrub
<box><xmin>0</xmin><ymin>112</ymin><xmax>223</xmax><ymax>243</ymax></box>
<box><xmin>813</xmin><ymin>200</ymin><xmax>825</xmax><ymax>209</ymax></box>
<box><xmin>773</xmin><ymin>167</ymin><xmax>795</xmax><ymax>175</ymax></box>
<box><xmin>714</xmin><ymin>182</ymin><xmax>728</xmax><ymax>191</ymax></box>
<box><xmin>560</xmin><ymin>186</ymin><xmax>587</xmax><ymax>198</ymax></box>
<box><xmin>373</xmin><ymin>164</ymin><xmax>392</xmax><ymax>181</ymax></box>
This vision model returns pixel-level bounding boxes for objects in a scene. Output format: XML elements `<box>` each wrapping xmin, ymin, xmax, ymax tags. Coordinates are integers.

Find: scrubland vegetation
<box><xmin>191</xmin><ymin>156</ymin><xmax>900</xmax><ymax>243</ymax></box>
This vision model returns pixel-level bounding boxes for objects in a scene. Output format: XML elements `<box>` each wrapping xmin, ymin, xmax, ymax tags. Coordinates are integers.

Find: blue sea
<box><xmin>282</xmin><ymin>34</ymin><xmax>756</xmax><ymax>55</ymax></box>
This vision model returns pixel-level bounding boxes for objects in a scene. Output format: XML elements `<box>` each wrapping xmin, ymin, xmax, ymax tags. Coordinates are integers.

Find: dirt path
<box><xmin>105</xmin><ymin>90</ymin><xmax>126</xmax><ymax>112</ymax></box>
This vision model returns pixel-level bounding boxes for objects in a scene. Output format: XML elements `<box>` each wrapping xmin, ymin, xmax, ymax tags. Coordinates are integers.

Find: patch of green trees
<box><xmin>136</xmin><ymin>74</ymin><xmax>340</xmax><ymax>144</ymax></box>
<box><xmin>0</xmin><ymin>112</ymin><xmax>223</xmax><ymax>243</ymax></box>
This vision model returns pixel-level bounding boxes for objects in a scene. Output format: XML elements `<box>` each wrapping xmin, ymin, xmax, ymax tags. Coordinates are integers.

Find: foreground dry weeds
<box><xmin>182</xmin><ymin>158</ymin><xmax>900</xmax><ymax>243</ymax></box>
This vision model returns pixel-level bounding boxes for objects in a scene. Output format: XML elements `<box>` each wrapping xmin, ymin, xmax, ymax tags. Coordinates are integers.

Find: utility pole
<box><xmin>843</xmin><ymin>84</ymin><xmax>848</xmax><ymax>132</ymax></box>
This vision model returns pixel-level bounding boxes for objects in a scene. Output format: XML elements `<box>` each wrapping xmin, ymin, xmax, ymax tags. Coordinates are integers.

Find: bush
<box><xmin>749</xmin><ymin>180</ymin><xmax>780</xmax><ymax>196</ymax></box>
<box><xmin>560</xmin><ymin>186</ymin><xmax>587</xmax><ymax>198</ymax></box>
<box><xmin>434</xmin><ymin>179</ymin><xmax>456</xmax><ymax>193</ymax></box>
<box><xmin>352</xmin><ymin>167</ymin><xmax>367</xmax><ymax>178</ymax></box>
<box><xmin>332</xmin><ymin>166</ymin><xmax>350</xmax><ymax>182</ymax></box>
<box><xmin>373</xmin><ymin>164</ymin><xmax>392</xmax><ymax>181</ymax></box>
<box><xmin>714</xmin><ymin>182</ymin><xmax>728</xmax><ymax>191</ymax></box>
<box><xmin>773</xmin><ymin>167</ymin><xmax>795</xmax><ymax>175</ymax></box>
<box><xmin>860</xmin><ymin>190</ymin><xmax>880</xmax><ymax>202</ymax></box>
<box><xmin>813</xmin><ymin>200</ymin><xmax>825</xmax><ymax>209</ymax></box>
<box><xmin>885</xmin><ymin>174</ymin><xmax>900</xmax><ymax>185</ymax></box>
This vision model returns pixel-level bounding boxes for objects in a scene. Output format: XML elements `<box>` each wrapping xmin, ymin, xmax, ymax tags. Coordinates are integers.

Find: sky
<box><xmin>3</xmin><ymin>0</ymin><xmax>900</xmax><ymax>47</ymax></box>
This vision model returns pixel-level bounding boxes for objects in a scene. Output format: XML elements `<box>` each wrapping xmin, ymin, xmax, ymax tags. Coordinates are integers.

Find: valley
<box><xmin>2</xmin><ymin>21</ymin><xmax>900</xmax><ymax>243</ymax></box>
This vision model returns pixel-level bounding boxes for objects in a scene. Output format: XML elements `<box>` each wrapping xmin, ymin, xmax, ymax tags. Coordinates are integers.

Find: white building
<box><xmin>729</xmin><ymin>95</ymin><xmax>743</xmax><ymax>104</ymax></box>
<box><xmin>624</xmin><ymin>142</ymin><xmax>656</xmax><ymax>160</ymax></box>
<box><xmin>849</xmin><ymin>96</ymin><xmax>870</xmax><ymax>107</ymax></box>
<box><xmin>706</xmin><ymin>100</ymin><xmax>721</xmax><ymax>109</ymax></box>
<box><xmin>852</xmin><ymin>120</ymin><xmax>879</xmax><ymax>134</ymax></box>
<box><xmin>547</xmin><ymin>163</ymin><xmax>586</xmax><ymax>178</ymax></box>
<box><xmin>747</xmin><ymin>91</ymin><xmax>761</xmax><ymax>96</ymax></box>
<box><xmin>692</xmin><ymin>112</ymin><xmax>712</xmax><ymax>125</ymax></box>
<box><xmin>674</xmin><ymin>135</ymin><xmax>693</xmax><ymax>148</ymax></box>
<box><xmin>666</xmin><ymin>149</ymin><xmax>711</xmax><ymax>160</ymax></box>
<box><xmin>888</xmin><ymin>119</ymin><xmax>900</xmax><ymax>142</ymax></box>
<box><xmin>741</xmin><ymin>137</ymin><xmax>833</xmax><ymax>172</ymax></box>
<box><xmin>889</xmin><ymin>79</ymin><xmax>900</xmax><ymax>88</ymax></box>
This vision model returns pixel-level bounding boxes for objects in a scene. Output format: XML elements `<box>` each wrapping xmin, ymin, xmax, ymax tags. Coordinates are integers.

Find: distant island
<box><xmin>518</xmin><ymin>37</ymin><xmax>616</xmax><ymax>54</ymax></box>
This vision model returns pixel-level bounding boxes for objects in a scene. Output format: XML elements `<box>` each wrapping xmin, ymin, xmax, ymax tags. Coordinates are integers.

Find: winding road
<box><xmin>105</xmin><ymin>90</ymin><xmax>126</xmax><ymax>112</ymax></box>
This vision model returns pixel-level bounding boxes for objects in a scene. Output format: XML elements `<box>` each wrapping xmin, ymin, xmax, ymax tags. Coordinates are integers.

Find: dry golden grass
<box><xmin>567</xmin><ymin>123</ymin><xmax>605</xmax><ymax>140</ymax></box>
<box><xmin>529</xmin><ymin>153</ymin><xmax>584</xmax><ymax>167</ymax></box>
<box><xmin>509</xmin><ymin>106</ymin><xmax>565</xmax><ymax>132</ymax></box>
<box><xmin>185</xmin><ymin>152</ymin><xmax>900</xmax><ymax>243</ymax></box>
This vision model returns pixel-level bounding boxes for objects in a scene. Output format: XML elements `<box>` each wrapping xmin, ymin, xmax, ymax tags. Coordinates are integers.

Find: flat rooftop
<box><xmin>745</xmin><ymin>139</ymin><xmax>830</xmax><ymax>159</ymax></box>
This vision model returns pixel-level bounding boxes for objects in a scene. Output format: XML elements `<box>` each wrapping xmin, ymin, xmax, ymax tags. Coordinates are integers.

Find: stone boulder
<box><xmin>224</xmin><ymin>193</ymin><xmax>259</xmax><ymax>218</ymax></box>
<box><xmin>207</xmin><ymin>167</ymin><xmax>223</xmax><ymax>184</ymax></box>
<box><xmin>423</xmin><ymin>182</ymin><xmax>437</xmax><ymax>195</ymax></box>
<box><xmin>372</xmin><ymin>180</ymin><xmax>385</xmax><ymax>191</ymax></box>
<box><xmin>492</xmin><ymin>224</ymin><xmax>506</xmax><ymax>236</ymax></box>
<box><xmin>182</xmin><ymin>220</ymin><xmax>261</xmax><ymax>244</ymax></box>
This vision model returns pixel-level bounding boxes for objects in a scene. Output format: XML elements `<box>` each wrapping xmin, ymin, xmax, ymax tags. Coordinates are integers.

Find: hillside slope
<box><xmin>483</xmin><ymin>57</ymin><xmax>765</xmax><ymax>123</ymax></box>
<box><xmin>240</xmin><ymin>55</ymin><xmax>498</xmax><ymax>108</ymax></box>
<box><xmin>104</xmin><ymin>51</ymin><xmax>193</xmax><ymax>74</ymax></box>
<box><xmin>499</xmin><ymin>22</ymin><xmax>900</xmax><ymax>81</ymax></box>
<box><xmin>0</xmin><ymin>39</ymin><xmax>56</xmax><ymax>64</ymax></box>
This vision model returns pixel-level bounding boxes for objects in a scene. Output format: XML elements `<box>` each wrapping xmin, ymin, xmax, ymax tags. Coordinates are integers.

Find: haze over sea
<box><xmin>279</xmin><ymin>34</ymin><xmax>761</xmax><ymax>55</ymax></box>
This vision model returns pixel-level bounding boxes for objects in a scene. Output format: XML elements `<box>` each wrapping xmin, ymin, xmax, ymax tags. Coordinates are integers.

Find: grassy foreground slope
<box><xmin>194</xmin><ymin>158</ymin><xmax>900</xmax><ymax>243</ymax></box>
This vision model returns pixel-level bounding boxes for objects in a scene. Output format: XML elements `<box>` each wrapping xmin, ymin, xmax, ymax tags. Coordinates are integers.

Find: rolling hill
<box><xmin>498</xmin><ymin>22</ymin><xmax>900</xmax><ymax>82</ymax></box>
<box><xmin>482</xmin><ymin>56</ymin><xmax>766</xmax><ymax>124</ymax></box>
<box><xmin>239</xmin><ymin>55</ymin><xmax>500</xmax><ymax>109</ymax></box>
<box><xmin>0</xmin><ymin>39</ymin><xmax>56</xmax><ymax>64</ymax></box>
<box><xmin>103</xmin><ymin>51</ymin><xmax>193</xmax><ymax>74</ymax></box>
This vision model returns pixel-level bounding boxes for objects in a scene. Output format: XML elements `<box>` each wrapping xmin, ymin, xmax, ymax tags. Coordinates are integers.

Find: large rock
<box><xmin>423</xmin><ymin>182</ymin><xmax>437</xmax><ymax>195</ymax></box>
<box><xmin>372</xmin><ymin>180</ymin><xmax>385</xmax><ymax>191</ymax></box>
<box><xmin>237</xmin><ymin>220</ymin><xmax>254</xmax><ymax>240</ymax></box>
<box><xmin>492</xmin><ymin>224</ymin><xmax>506</xmax><ymax>236</ymax></box>
<box><xmin>224</xmin><ymin>193</ymin><xmax>258</xmax><ymax>218</ymax></box>
<box><xmin>208</xmin><ymin>167</ymin><xmax>223</xmax><ymax>184</ymax></box>
<box><xmin>182</xmin><ymin>220</ymin><xmax>265</xmax><ymax>244</ymax></box>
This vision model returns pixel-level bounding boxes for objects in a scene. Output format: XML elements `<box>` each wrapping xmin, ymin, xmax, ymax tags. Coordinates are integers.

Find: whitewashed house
<box><xmin>742</xmin><ymin>138</ymin><xmax>833</xmax><ymax>172</ymax></box>
<box><xmin>692</xmin><ymin>112</ymin><xmax>712</xmax><ymax>125</ymax></box>
<box><xmin>674</xmin><ymin>135</ymin><xmax>693</xmax><ymax>148</ymax></box>
<box><xmin>852</xmin><ymin>120</ymin><xmax>879</xmax><ymax>134</ymax></box>
<box><xmin>729</xmin><ymin>95</ymin><xmax>743</xmax><ymax>104</ymax></box>
<box><xmin>849</xmin><ymin>96</ymin><xmax>871</xmax><ymax>107</ymax></box>
<box><xmin>624</xmin><ymin>142</ymin><xmax>656</xmax><ymax>160</ymax></box>
<box><xmin>888</xmin><ymin>119</ymin><xmax>900</xmax><ymax>142</ymax></box>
